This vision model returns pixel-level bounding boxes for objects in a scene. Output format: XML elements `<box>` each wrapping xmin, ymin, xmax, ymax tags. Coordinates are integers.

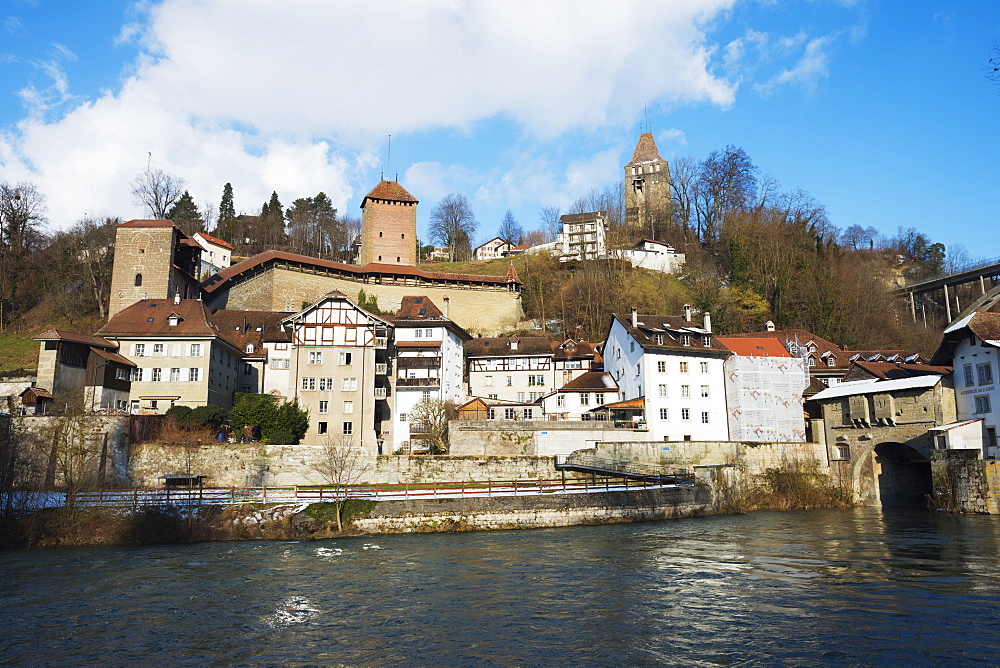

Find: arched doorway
<box><xmin>874</xmin><ymin>442</ymin><xmax>932</xmax><ymax>508</ymax></box>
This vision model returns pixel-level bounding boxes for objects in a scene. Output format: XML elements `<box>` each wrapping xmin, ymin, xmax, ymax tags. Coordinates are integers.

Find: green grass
<box><xmin>0</xmin><ymin>330</ymin><xmax>40</xmax><ymax>375</ymax></box>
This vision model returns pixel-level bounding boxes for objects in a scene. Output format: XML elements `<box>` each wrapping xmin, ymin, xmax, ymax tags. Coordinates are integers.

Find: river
<box><xmin>2</xmin><ymin>507</ymin><xmax>999</xmax><ymax>666</ymax></box>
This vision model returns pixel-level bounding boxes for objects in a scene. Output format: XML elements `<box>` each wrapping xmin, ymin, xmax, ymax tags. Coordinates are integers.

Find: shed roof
<box><xmin>811</xmin><ymin>375</ymin><xmax>942</xmax><ymax>401</ymax></box>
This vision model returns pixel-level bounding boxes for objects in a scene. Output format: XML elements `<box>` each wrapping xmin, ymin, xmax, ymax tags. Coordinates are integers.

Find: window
<box><xmin>414</xmin><ymin>329</ymin><xmax>423</xmax><ymax>338</ymax></box>
<box><xmin>580</xmin><ymin>393</ymin><xmax>590</xmax><ymax>406</ymax></box>
<box><xmin>148</xmin><ymin>368</ymin><xmax>160</xmax><ymax>382</ymax></box>
<box><xmin>504</xmin><ymin>408</ymin><xmax>517</xmax><ymax>420</ymax></box>
<box><xmin>116</xmin><ymin>367</ymin><xmax>131</xmax><ymax>381</ymax></box>
<box><xmin>134</xmin><ymin>344</ymin><xmax>146</xmax><ymax>357</ymax></box>
<box><xmin>655</xmin><ymin>334</ymin><xmax>664</xmax><ymax>345</ymax></box>
<box><xmin>595</xmin><ymin>393</ymin><xmax>604</xmax><ymax>405</ymax></box>
<box><xmin>301</xmin><ymin>377</ymin><xmax>316</xmax><ymax>390</ymax></box>
<box><xmin>978</xmin><ymin>363</ymin><xmax>993</xmax><ymax>386</ymax></box>
<box><xmin>309</xmin><ymin>351</ymin><xmax>323</xmax><ymax>365</ymax></box>
<box><xmin>529</xmin><ymin>392</ymin><xmax>542</xmax><ymax>401</ymax></box>
<box><xmin>170</xmin><ymin>368</ymin><xmax>181</xmax><ymax>382</ymax></box>
<box><xmin>318</xmin><ymin>401</ymin><xmax>328</xmax><ymax>414</ymax></box>
<box><xmin>528</xmin><ymin>375</ymin><xmax>545</xmax><ymax>386</ymax></box>
<box><xmin>425</xmin><ymin>329</ymin><xmax>432</xmax><ymax>337</ymax></box>
<box><xmin>189</xmin><ymin>368</ymin><xmax>201</xmax><ymax>382</ymax></box>
<box><xmin>975</xmin><ymin>395</ymin><xmax>992</xmax><ymax>414</ymax></box>
<box><xmin>246</xmin><ymin>344</ymin><xmax>255</xmax><ymax>354</ymax></box>
<box><xmin>339</xmin><ymin>352</ymin><xmax>352</xmax><ymax>365</ymax></box>
<box><xmin>964</xmin><ymin>364</ymin><xmax>975</xmax><ymax>386</ymax></box>
<box><xmin>630</xmin><ymin>341</ymin><xmax>634</xmax><ymax>353</ymax></box>
<box><xmin>168</xmin><ymin>316</ymin><xmax>179</xmax><ymax>327</ymax></box>
<box><xmin>149</xmin><ymin>400</ymin><xmax>158</xmax><ymax>410</ymax></box>
<box><xmin>317</xmin><ymin>422</ymin><xmax>328</xmax><ymax>435</ymax></box>
<box><xmin>488</xmin><ymin>408</ymin><xmax>496</xmax><ymax>419</ymax></box>
<box><xmin>557</xmin><ymin>394</ymin><xmax>565</xmax><ymax>407</ymax></box>
<box><xmin>318</xmin><ymin>377</ymin><xmax>331</xmax><ymax>390</ymax></box>
<box><xmin>826</xmin><ymin>357</ymin><xmax>836</xmax><ymax>367</ymax></box>
<box><xmin>153</xmin><ymin>343</ymin><xmax>164</xmax><ymax>356</ymax></box>
<box><xmin>658</xmin><ymin>384</ymin><xmax>668</xmax><ymax>398</ymax></box>
<box><xmin>808</xmin><ymin>356</ymin><xmax>816</xmax><ymax>367</ymax></box>
<box><xmin>342</xmin><ymin>422</ymin><xmax>353</xmax><ymax>435</ymax></box>
<box><xmin>701</xmin><ymin>412</ymin><xmax>710</xmax><ymax>424</ymax></box>
<box><xmin>702</xmin><ymin>335</ymin><xmax>711</xmax><ymax>346</ymax></box>
<box><xmin>660</xmin><ymin>408</ymin><xmax>669</xmax><ymax>420</ymax></box>
<box><xmin>700</xmin><ymin>361</ymin><xmax>708</xmax><ymax>374</ymax></box>
<box><xmin>679</xmin><ymin>361</ymin><xmax>689</xmax><ymax>373</ymax></box>
<box><xmin>506</xmin><ymin>376</ymin><xmax>512</xmax><ymax>386</ymax></box>
<box><xmin>485</xmin><ymin>375</ymin><xmax>493</xmax><ymax>387</ymax></box>
<box><xmin>681</xmin><ymin>408</ymin><xmax>690</xmax><ymax>421</ymax></box>
<box><xmin>275</xmin><ymin>343</ymin><xmax>288</xmax><ymax>351</ymax></box>
<box><xmin>701</xmin><ymin>385</ymin><xmax>709</xmax><ymax>398</ymax></box>
<box><xmin>399</xmin><ymin>413</ymin><xmax>407</xmax><ymax>422</ymax></box>
<box><xmin>270</xmin><ymin>358</ymin><xmax>290</xmax><ymax>370</ymax></box>
<box><xmin>657</xmin><ymin>361</ymin><xmax>666</xmax><ymax>373</ymax></box>
<box><xmin>836</xmin><ymin>445</ymin><xmax>851</xmax><ymax>460</ymax></box>
<box><xmin>987</xmin><ymin>427</ymin><xmax>998</xmax><ymax>448</ymax></box>
<box><xmin>681</xmin><ymin>335</ymin><xmax>691</xmax><ymax>347</ymax></box>
<box><xmin>681</xmin><ymin>385</ymin><xmax>690</xmax><ymax>398</ymax></box>
<box><xmin>134</xmin><ymin>273</ymin><xmax>142</xmax><ymax>286</ymax></box>
<box><xmin>517</xmin><ymin>392</ymin><xmax>525</xmax><ymax>402</ymax></box>
<box><xmin>342</xmin><ymin>377</ymin><xmax>357</xmax><ymax>391</ymax></box>
<box><xmin>190</xmin><ymin>344</ymin><xmax>202</xmax><ymax>357</ymax></box>
<box><xmin>343</xmin><ymin>401</ymin><xmax>354</xmax><ymax>414</ymax></box>
<box><xmin>523</xmin><ymin>408</ymin><xmax>533</xmax><ymax>420</ymax></box>
<box><xmin>488</xmin><ymin>394</ymin><xmax>498</xmax><ymax>400</ymax></box>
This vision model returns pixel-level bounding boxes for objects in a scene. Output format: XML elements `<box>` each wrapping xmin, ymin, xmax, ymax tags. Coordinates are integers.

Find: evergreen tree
<box><xmin>218</xmin><ymin>183</ymin><xmax>236</xmax><ymax>225</ymax></box>
<box><xmin>167</xmin><ymin>190</ymin><xmax>205</xmax><ymax>236</ymax></box>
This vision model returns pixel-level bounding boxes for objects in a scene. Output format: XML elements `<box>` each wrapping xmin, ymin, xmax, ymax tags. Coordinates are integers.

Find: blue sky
<box><xmin>1</xmin><ymin>0</ymin><xmax>999</xmax><ymax>261</ymax></box>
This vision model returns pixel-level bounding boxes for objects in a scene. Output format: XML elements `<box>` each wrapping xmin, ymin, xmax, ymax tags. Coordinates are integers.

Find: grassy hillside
<box><xmin>0</xmin><ymin>330</ymin><xmax>41</xmax><ymax>375</ymax></box>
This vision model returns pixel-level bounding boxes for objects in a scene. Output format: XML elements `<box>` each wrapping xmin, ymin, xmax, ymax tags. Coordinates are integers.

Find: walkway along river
<box><xmin>2</xmin><ymin>507</ymin><xmax>999</xmax><ymax>666</ymax></box>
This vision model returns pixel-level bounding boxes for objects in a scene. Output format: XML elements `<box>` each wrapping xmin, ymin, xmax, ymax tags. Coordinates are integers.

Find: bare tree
<box><xmin>315</xmin><ymin>435</ymin><xmax>372</xmax><ymax>532</ymax></box>
<box><xmin>408</xmin><ymin>398</ymin><xmax>457</xmax><ymax>454</ymax></box>
<box><xmin>497</xmin><ymin>209</ymin><xmax>523</xmax><ymax>245</ymax></box>
<box><xmin>0</xmin><ymin>181</ymin><xmax>48</xmax><ymax>318</ymax></box>
<box><xmin>429</xmin><ymin>194</ymin><xmax>477</xmax><ymax>262</ymax></box>
<box><xmin>539</xmin><ymin>205</ymin><xmax>562</xmax><ymax>241</ymax></box>
<box><xmin>130</xmin><ymin>168</ymin><xmax>184</xmax><ymax>219</ymax></box>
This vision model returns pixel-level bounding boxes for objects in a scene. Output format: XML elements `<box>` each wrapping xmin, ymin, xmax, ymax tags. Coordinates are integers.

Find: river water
<box><xmin>2</xmin><ymin>508</ymin><xmax>1000</xmax><ymax>666</ymax></box>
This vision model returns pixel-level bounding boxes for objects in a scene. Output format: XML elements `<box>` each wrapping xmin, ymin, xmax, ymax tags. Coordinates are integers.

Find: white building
<box><xmin>557</xmin><ymin>211</ymin><xmax>607</xmax><ymax>261</ymax></box>
<box><xmin>539</xmin><ymin>371</ymin><xmax>620</xmax><ymax>420</ymax></box>
<box><xmin>466</xmin><ymin>336</ymin><xmax>600</xmax><ymax>403</ymax></box>
<box><xmin>475</xmin><ymin>237</ymin><xmax>513</xmax><ymax>261</ymax></box>
<box><xmin>390</xmin><ymin>296</ymin><xmax>471</xmax><ymax>453</ymax></box>
<box><xmin>716</xmin><ymin>336</ymin><xmax>809</xmax><ymax>442</ymax></box>
<box><xmin>931</xmin><ymin>311</ymin><xmax>1000</xmax><ymax>458</ymax></box>
<box><xmin>192</xmin><ymin>232</ymin><xmax>233</xmax><ymax>278</ymax></box>
<box><xmin>602</xmin><ymin>307</ymin><xmax>731</xmax><ymax>441</ymax></box>
<box><xmin>615</xmin><ymin>238</ymin><xmax>685</xmax><ymax>274</ymax></box>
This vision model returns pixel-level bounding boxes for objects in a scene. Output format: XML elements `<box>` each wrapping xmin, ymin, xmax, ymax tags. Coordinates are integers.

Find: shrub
<box><xmin>165</xmin><ymin>405</ymin><xmax>193</xmax><ymax>424</ymax></box>
<box><xmin>188</xmin><ymin>405</ymin><xmax>228</xmax><ymax>430</ymax></box>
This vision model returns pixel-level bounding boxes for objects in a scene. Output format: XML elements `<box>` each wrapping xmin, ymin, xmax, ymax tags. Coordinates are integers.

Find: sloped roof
<box><xmin>395</xmin><ymin>295</ymin><xmax>444</xmax><ymax>320</ymax></box>
<box><xmin>96</xmin><ymin>299</ymin><xmax>220</xmax><ymax>338</ymax></box>
<box><xmin>625</xmin><ymin>133</ymin><xmax>664</xmax><ymax>166</ymax></box>
<box><xmin>466</xmin><ymin>336</ymin><xmax>554</xmax><ymax>357</ymax></box>
<box><xmin>812</xmin><ymin>375</ymin><xmax>942</xmax><ymax>401</ymax></box>
<box><xmin>118</xmin><ymin>219</ymin><xmax>179</xmax><ymax>228</ymax></box>
<box><xmin>933</xmin><ymin>311</ymin><xmax>1000</xmax><ymax>365</ymax></box>
<box><xmin>601</xmin><ymin>397</ymin><xmax>645</xmax><ymax>410</ymax></box>
<box><xmin>559</xmin><ymin>210</ymin><xmax>607</xmax><ymax>224</ymax></box>
<box><xmin>362</xmin><ymin>180</ymin><xmax>418</xmax><ymax>205</ymax></box>
<box><xmin>194</xmin><ymin>231</ymin><xmax>234</xmax><ymax>250</ymax></box>
<box><xmin>552</xmin><ymin>339</ymin><xmax>601</xmax><ymax>362</ymax></box>
<box><xmin>559</xmin><ymin>371</ymin><xmax>618</xmax><ymax>391</ymax></box>
<box><xmin>34</xmin><ymin>329</ymin><xmax>117</xmax><ymax>349</ymax></box>
<box><xmin>845</xmin><ymin>361</ymin><xmax>951</xmax><ymax>382</ymax></box>
<box><xmin>21</xmin><ymin>386</ymin><xmax>52</xmax><ymax>400</ymax></box>
<box><xmin>211</xmin><ymin>310</ymin><xmax>294</xmax><ymax>354</ymax></box>
<box><xmin>716</xmin><ymin>337</ymin><xmax>791</xmax><ymax>357</ymax></box>
<box><xmin>201</xmin><ymin>250</ymin><xmax>518</xmax><ymax>294</ymax></box>
<box><xmin>89</xmin><ymin>347</ymin><xmax>136</xmax><ymax>367</ymax></box>
<box><xmin>610</xmin><ymin>313</ymin><xmax>729</xmax><ymax>356</ymax></box>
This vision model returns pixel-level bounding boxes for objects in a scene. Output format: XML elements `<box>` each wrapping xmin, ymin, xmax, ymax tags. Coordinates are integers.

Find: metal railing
<box><xmin>556</xmin><ymin>454</ymin><xmax>694</xmax><ymax>484</ymax></box>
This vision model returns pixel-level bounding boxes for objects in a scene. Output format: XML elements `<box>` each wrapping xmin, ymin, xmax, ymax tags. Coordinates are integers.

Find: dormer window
<box><xmin>702</xmin><ymin>335</ymin><xmax>711</xmax><ymax>346</ymax></box>
<box><xmin>808</xmin><ymin>356</ymin><xmax>816</xmax><ymax>367</ymax></box>
<box><xmin>246</xmin><ymin>344</ymin><xmax>255</xmax><ymax>354</ymax></box>
<box><xmin>509</xmin><ymin>339</ymin><xmax>519</xmax><ymax>351</ymax></box>
<box><xmin>826</xmin><ymin>357</ymin><xmax>836</xmax><ymax>367</ymax></box>
<box><xmin>168</xmin><ymin>316</ymin><xmax>179</xmax><ymax>327</ymax></box>
<box><xmin>681</xmin><ymin>334</ymin><xmax>691</xmax><ymax>347</ymax></box>
<box><xmin>655</xmin><ymin>334</ymin><xmax>664</xmax><ymax>345</ymax></box>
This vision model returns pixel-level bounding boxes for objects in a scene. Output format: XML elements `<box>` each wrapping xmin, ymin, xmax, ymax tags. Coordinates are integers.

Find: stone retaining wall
<box><xmin>590</xmin><ymin>440</ymin><xmax>832</xmax><ymax>475</ymax></box>
<box><xmin>931</xmin><ymin>450</ymin><xmax>1000</xmax><ymax>514</ymax></box>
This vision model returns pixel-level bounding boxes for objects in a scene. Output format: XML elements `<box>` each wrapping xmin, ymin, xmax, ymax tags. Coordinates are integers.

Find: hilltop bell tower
<box><xmin>107</xmin><ymin>220</ymin><xmax>201</xmax><ymax>318</ymax></box>
<box><xmin>358</xmin><ymin>180</ymin><xmax>418</xmax><ymax>266</ymax></box>
<box><xmin>624</xmin><ymin>133</ymin><xmax>671</xmax><ymax>235</ymax></box>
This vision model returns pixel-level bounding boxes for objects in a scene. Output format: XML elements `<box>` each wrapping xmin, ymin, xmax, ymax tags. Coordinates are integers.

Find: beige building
<box><xmin>282</xmin><ymin>291</ymin><xmax>393</xmax><ymax>453</ymax></box>
<box><xmin>95</xmin><ymin>298</ymin><xmax>244</xmax><ymax>414</ymax></box>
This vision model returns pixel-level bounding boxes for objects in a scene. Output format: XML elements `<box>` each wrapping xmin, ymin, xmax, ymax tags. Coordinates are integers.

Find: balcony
<box><xmin>396</xmin><ymin>377</ymin><xmax>440</xmax><ymax>387</ymax></box>
<box><xmin>375</xmin><ymin>363</ymin><xmax>388</xmax><ymax>375</ymax></box>
<box><xmin>374</xmin><ymin>337</ymin><xmax>388</xmax><ymax>349</ymax></box>
<box><xmin>374</xmin><ymin>387</ymin><xmax>388</xmax><ymax>399</ymax></box>
<box><xmin>396</xmin><ymin>358</ymin><xmax>441</xmax><ymax>370</ymax></box>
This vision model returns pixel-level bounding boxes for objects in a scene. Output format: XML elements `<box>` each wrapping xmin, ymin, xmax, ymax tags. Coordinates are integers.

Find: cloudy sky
<box><xmin>1</xmin><ymin>0</ymin><xmax>999</xmax><ymax>259</ymax></box>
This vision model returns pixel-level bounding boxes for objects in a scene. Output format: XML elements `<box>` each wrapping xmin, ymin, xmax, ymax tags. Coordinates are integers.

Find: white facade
<box><xmin>192</xmin><ymin>232</ymin><xmax>233</xmax><ymax>277</ymax></box>
<box><xmin>263</xmin><ymin>340</ymin><xmax>293</xmax><ymax>397</ymax></box>
<box><xmin>539</xmin><ymin>376</ymin><xmax>620</xmax><ymax>420</ymax></box>
<box><xmin>475</xmin><ymin>237</ymin><xmax>513</xmax><ymax>261</ymax></box>
<box><xmin>603</xmin><ymin>316</ymin><xmax>730</xmax><ymax>442</ymax></box>
<box><xmin>949</xmin><ymin>335</ymin><xmax>999</xmax><ymax>458</ymax></box>
<box><xmin>557</xmin><ymin>211</ymin><xmax>607</xmax><ymax>261</ymax></box>
<box><xmin>466</xmin><ymin>338</ymin><xmax>598</xmax><ymax>403</ymax></box>
<box><xmin>616</xmin><ymin>239</ymin><xmax>685</xmax><ymax>274</ymax></box>
<box><xmin>392</xmin><ymin>321</ymin><xmax>468</xmax><ymax>453</ymax></box>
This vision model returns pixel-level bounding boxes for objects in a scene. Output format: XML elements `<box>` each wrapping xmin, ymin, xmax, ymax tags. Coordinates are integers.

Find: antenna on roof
<box><xmin>387</xmin><ymin>134</ymin><xmax>391</xmax><ymax>182</ymax></box>
<box><xmin>644</xmin><ymin>104</ymin><xmax>649</xmax><ymax>133</ymax></box>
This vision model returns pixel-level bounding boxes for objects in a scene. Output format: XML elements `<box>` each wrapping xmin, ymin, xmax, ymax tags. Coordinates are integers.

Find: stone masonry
<box><xmin>358</xmin><ymin>181</ymin><xmax>418</xmax><ymax>267</ymax></box>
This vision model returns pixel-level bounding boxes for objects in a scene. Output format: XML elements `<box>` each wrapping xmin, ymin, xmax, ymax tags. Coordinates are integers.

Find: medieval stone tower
<box><xmin>358</xmin><ymin>180</ymin><xmax>418</xmax><ymax>266</ymax></box>
<box><xmin>108</xmin><ymin>220</ymin><xmax>201</xmax><ymax>318</ymax></box>
<box><xmin>624</xmin><ymin>132</ymin><xmax>672</xmax><ymax>235</ymax></box>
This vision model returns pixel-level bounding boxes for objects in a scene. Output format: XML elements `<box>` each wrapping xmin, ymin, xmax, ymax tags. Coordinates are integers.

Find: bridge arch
<box><xmin>845</xmin><ymin>439</ymin><xmax>933</xmax><ymax>508</ymax></box>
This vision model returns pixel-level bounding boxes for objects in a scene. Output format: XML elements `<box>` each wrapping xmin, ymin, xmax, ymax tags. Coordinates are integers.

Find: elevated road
<box><xmin>893</xmin><ymin>257</ymin><xmax>1000</xmax><ymax>323</ymax></box>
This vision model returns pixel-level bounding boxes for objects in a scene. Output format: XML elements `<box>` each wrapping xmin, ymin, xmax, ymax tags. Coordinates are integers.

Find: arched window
<box><xmin>134</xmin><ymin>273</ymin><xmax>143</xmax><ymax>286</ymax></box>
<box><xmin>246</xmin><ymin>344</ymin><xmax>255</xmax><ymax>354</ymax></box>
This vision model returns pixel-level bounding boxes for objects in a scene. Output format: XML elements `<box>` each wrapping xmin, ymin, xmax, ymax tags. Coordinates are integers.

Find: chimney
<box><xmin>683</xmin><ymin>304</ymin><xmax>692</xmax><ymax>322</ymax></box>
<box><xmin>443</xmin><ymin>297</ymin><xmax>450</xmax><ymax>319</ymax></box>
<box><xmin>174</xmin><ymin>293</ymin><xmax>181</xmax><ymax>306</ymax></box>
<box><xmin>765</xmin><ymin>320</ymin><xmax>775</xmax><ymax>332</ymax></box>
<box><xmin>703</xmin><ymin>312</ymin><xmax>712</xmax><ymax>333</ymax></box>
<box><xmin>631</xmin><ymin>307</ymin><xmax>638</xmax><ymax>328</ymax></box>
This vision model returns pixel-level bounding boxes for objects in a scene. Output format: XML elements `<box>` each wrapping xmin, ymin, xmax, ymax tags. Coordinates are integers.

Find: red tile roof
<box><xmin>716</xmin><ymin>337</ymin><xmax>791</xmax><ymax>357</ymax></box>
<box><xmin>211</xmin><ymin>310</ymin><xmax>294</xmax><ymax>353</ymax></box>
<box><xmin>560</xmin><ymin>371</ymin><xmax>618</xmax><ymax>391</ymax></box>
<box><xmin>118</xmin><ymin>219</ymin><xmax>179</xmax><ymax>228</ymax></box>
<box><xmin>362</xmin><ymin>180</ymin><xmax>418</xmax><ymax>205</ymax></box>
<box><xmin>626</xmin><ymin>133</ymin><xmax>664</xmax><ymax>166</ymax></box>
<box><xmin>195</xmin><ymin>231</ymin><xmax>234</xmax><ymax>250</ymax></box>
<box><xmin>395</xmin><ymin>296</ymin><xmax>444</xmax><ymax>320</ymax></box>
<box><xmin>611</xmin><ymin>313</ymin><xmax>730</xmax><ymax>356</ymax></box>
<box><xmin>96</xmin><ymin>299</ymin><xmax>220</xmax><ymax>338</ymax></box>
<box><xmin>89</xmin><ymin>347</ymin><xmax>136</xmax><ymax>367</ymax></box>
<box><xmin>34</xmin><ymin>329</ymin><xmax>117</xmax><ymax>349</ymax></box>
<box><xmin>201</xmin><ymin>250</ymin><xmax>519</xmax><ymax>294</ymax></box>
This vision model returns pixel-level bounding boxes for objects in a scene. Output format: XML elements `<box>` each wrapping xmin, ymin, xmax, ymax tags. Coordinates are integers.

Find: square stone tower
<box><xmin>358</xmin><ymin>180</ymin><xmax>418</xmax><ymax>266</ymax></box>
<box><xmin>624</xmin><ymin>133</ymin><xmax>671</xmax><ymax>235</ymax></box>
<box><xmin>108</xmin><ymin>220</ymin><xmax>201</xmax><ymax>318</ymax></box>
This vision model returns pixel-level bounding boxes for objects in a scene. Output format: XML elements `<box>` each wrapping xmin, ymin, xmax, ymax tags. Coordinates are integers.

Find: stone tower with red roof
<box><xmin>358</xmin><ymin>180</ymin><xmax>418</xmax><ymax>266</ymax></box>
<box><xmin>624</xmin><ymin>132</ymin><xmax>671</xmax><ymax>234</ymax></box>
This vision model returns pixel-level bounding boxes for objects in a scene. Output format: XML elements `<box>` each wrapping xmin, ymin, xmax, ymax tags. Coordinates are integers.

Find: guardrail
<box><xmin>62</xmin><ymin>475</ymin><xmax>689</xmax><ymax>508</ymax></box>
<box><xmin>556</xmin><ymin>454</ymin><xmax>694</xmax><ymax>484</ymax></box>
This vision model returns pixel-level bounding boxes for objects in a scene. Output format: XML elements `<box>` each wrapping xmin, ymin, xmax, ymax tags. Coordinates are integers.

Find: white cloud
<box><xmin>1</xmin><ymin>0</ymin><xmax>744</xmax><ymax>229</ymax></box>
<box><xmin>755</xmin><ymin>35</ymin><xmax>833</xmax><ymax>94</ymax></box>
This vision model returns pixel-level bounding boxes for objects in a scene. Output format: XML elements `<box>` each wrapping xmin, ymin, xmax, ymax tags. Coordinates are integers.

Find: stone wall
<box><xmin>589</xmin><ymin>440</ymin><xmax>832</xmax><ymax>475</ymax></box>
<box><xmin>17</xmin><ymin>414</ymin><xmax>132</xmax><ymax>485</ymax></box>
<box><xmin>931</xmin><ymin>450</ymin><xmax>1000</xmax><ymax>514</ymax></box>
<box><xmin>205</xmin><ymin>265</ymin><xmax>522</xmax><ymax>336</ymax></box>
<box><xmin>350</xmin><ymin>485</ymin><xmax>714</xmax><ymax>534</ymax></box>
<box><xmin>449</xmin><ymin>420</ymin><xmax>647</xmax><ymax>457</ymax></box>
